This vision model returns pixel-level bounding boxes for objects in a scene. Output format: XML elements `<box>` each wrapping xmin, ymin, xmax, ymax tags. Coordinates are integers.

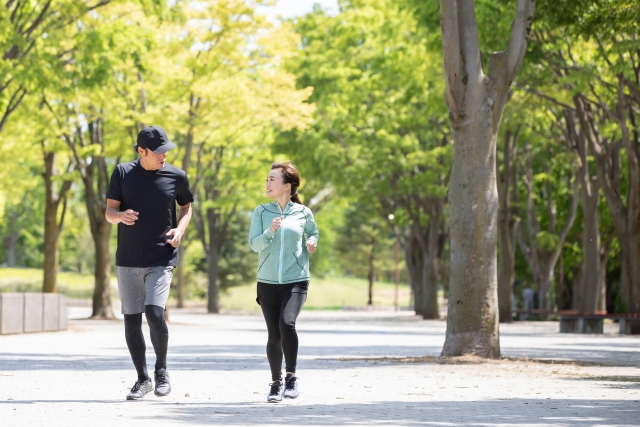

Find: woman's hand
<box><xmin>270</xmin><ymin>216</ymin><xmax>283</xmax><ymax>233</ymax></box>
<box><xmin>306</xmin><ymin>240</ymin><xmax>317</xmax><ymax>253</ymax></box>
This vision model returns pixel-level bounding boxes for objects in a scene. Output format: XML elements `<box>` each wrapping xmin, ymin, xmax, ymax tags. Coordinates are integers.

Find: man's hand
<box><xmin>120</xmin><ymin>210</ymin><xmax>139</xmax><ymax>225</ymax></box>
<box><xmin>305</xmin><ymin>240</ymin><xmax>317</xmax><ymax>253</ymax></box>
<box><xmin>270</xmin><ymin>216</ymin><xmax>283</xmax><ymax>233</ymax></box>
<box><xmin>166</xmin><ymin>228</ymin><xmax>184</xmax><ymax>247</ymax></box>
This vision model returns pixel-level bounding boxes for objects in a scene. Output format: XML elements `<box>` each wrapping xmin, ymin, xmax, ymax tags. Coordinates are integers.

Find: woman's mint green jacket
<box><xmin>248</xmin><ymin>201</ymin><xmax>319</xmax><ymax>284</ymax></box>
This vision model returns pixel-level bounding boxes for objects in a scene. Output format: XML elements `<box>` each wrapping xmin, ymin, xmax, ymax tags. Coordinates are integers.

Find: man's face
<box><xmin>138</xmin><ymin>147</ymin><xmax>168</xmax><ymax>170</ymax></box>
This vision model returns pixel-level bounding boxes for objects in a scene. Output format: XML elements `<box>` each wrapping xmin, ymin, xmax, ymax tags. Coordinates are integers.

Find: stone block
<box><xmin>0</xmin><ymin>293</ymin><xmax>24</xmax><ymax>335</ymax></box>
<box><xmin>559</xmin><ymin>317</ymin><xmax>577</xmax><ymax>333</ymax></box>
<box><xmin>23</xmin><ymin>293</ymin><xmax>44</xmax><ymax>333</ymax></box>
<box><xmin>619</xmin><ymin>318</ymin><xmax>640</xmax><ymax>334</ymax></box>
<box><xmin>43</xmin><ymin>293</ymin><xmax>59</xmax><ymax>332</ymax></box>
<box><xmin>577</xmin><ymin>318</ymin><xmax>603</xmax><ymax>334</ymax></box>
<box><xmin>58</xmin><ymin>295</ymin><xmax>68</xmax><ymax>331</ymax></box>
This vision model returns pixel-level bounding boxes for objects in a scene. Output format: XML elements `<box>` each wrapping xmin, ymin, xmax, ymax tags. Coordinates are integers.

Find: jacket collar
<box><xmin>271</xmin><ymin>201</ymin><xmax>296</xmax><ymax>213</ymax></box>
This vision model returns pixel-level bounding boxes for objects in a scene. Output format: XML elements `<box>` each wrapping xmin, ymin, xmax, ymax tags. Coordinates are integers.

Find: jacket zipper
<box><xmin>278</xmin><ymin>203</ymin><xmax>285</xmax><ymax>284</ymax></box>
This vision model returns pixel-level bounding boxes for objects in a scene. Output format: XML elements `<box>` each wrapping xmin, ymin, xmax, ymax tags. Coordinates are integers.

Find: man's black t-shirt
<box><xmin>106</xmin><ymin>160</ymin><xmax>194</xmax><ymax>267</ymax></box>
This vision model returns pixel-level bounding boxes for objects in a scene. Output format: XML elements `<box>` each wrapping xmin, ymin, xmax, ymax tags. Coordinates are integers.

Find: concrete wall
<box><xmin>24</xmin><ymin>293</ymin><xmax>44</xmax><ymax>333</ymax></box>
<box><xmin>0</xmin><ymin>293</ymin><xmax>68</xmax><ymax>335</ymax></box>
<box><xmin>43</xmin><ymin>294</ymin><xmax>60</xmax><ymax>332</ymax></box>
<box><xmin>0</xmin><ymin>293</ymin><xmax>25</xmax><ymax>335</ymax></box>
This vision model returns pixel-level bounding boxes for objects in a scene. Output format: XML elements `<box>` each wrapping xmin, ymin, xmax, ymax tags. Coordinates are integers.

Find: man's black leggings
<box><xmin>123</xmin><ymin>305</ymin><xmax>169</xmax><ymax>382</ymax></box>
<box><xmin>257</xmin><ymin>281</ymin><xmax>308</xmax><ymax>382</ymax></box>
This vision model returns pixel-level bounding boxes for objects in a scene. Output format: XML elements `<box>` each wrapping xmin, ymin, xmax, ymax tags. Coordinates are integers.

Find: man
<box><xmin>106</xmin><ymin>125</ymin><xmax>193</xmax><ymax>400</ymax></box>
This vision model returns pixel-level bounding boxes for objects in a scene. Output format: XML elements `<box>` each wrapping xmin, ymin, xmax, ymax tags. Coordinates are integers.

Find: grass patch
<box><xmin>0</xmin><ymin>268</ymin><xmax>414</xmax><ymax>311</ymax></box>
<box><xmin>0</xmin><ymin>267</ymin><xmax>117</xmax><ymax>300</ymax></box>
<box><xmin>220</xmin><ymin>276</ymin><xmax>412</xmax><ymax>312</ymax></box>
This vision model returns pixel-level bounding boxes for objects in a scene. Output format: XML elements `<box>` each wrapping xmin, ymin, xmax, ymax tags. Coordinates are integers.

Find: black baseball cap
<box><xmin>136</xmin><ymin>125</ymin><xmax>177</xmax><ymax>153</ymax></box>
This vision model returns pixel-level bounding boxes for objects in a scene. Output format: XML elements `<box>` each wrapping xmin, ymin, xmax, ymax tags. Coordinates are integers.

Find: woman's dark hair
<box><xmin>271</xmin><ymin>161</ymin><xmax>303</xmax><ymax>205</ymax></box>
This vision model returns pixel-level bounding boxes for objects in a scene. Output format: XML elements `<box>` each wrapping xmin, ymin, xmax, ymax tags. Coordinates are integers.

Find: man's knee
<box><xmin>124</xmin><ymin>313</ymin><xmax>143</xmax><ymax>333</ymax></box>
<box><xmin>144</xmin><ymin>305</ymin><xmax>165</xmax><ymax>329</ymax></box>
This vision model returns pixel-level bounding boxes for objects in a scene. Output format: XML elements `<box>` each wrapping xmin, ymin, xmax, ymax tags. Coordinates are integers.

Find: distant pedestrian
<box><xmin>106</xmin><ymin>126</ymin><xmax>193</xmax><ymax>400</ymax></box>
<box><xmin>248</xmin><ymin>162</ymin><xmax>319</xmax><ymax>403</ymax></box>
<box><xmin>523</xmin><ymin>285</ymin><xmax>535</xmax><ymax>313</ymax></box>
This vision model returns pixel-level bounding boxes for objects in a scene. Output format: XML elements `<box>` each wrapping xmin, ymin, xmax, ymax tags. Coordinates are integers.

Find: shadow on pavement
<box><xmin>1</xmin><ymin>398</ymin><xmax>637</xmax><ymax>425</ymax></box>
<box><xmin>135</xmin><ymin>399</ymin><xmax>639</xmax><ymax>426</ymax></box>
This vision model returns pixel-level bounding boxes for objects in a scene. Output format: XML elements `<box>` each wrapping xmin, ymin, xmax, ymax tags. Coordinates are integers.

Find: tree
<box><xmin>0</xmin><ymin>0</ymin><xmax>159</xmax><ymax>134</ymax></box>
<box><xmin>529</xmin><ymin>1</ymin><xmax>640</xmax><ymax>315</ymax></box>
<box><xmin>156</xmin><ymin>0</ymin><xmax>314</xmax><ymax>313</ymax></box>
<box><xmin>336</xmin><ymin>206</ymin><xmax>394</xmax><ymax>305</ymax></box>
<box><xmin>437</xmin><ymin>0</ymin><xmax>536</xmax><ymax>357</ymax></box>
<box><xmin>496</xmin><ymin>126</ymin><xmax>520</xmax><ymax>322</ymax></box>
<box><xmin>40</xmin><ymin>2</ymin><xmax>157</xmax><ymax>316</ymax></box>
<box><xmin>282</xmin><ymin>0</ymin><xmax>452</xmax><ymax>319</ymax></box>
<box><xmin>515</xmin><ymin>140</ymin><xmax>580</xmax><ymax>313</ymax></box>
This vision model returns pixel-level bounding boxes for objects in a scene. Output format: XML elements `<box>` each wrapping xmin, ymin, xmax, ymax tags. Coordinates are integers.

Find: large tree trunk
<box><xmin>92</xmin><ymin>220</ymin><xmax>113</xmax><ymax>318</ymax></box>
<box><xmin>579</xmin><ymin>198</ymin><xmax>600</xmax><ymax>314</ymax></box>
<box><xmin>445</xmin><ymin>115</ymin><xmax>500</xmax><ymax>356</ymax></box>
<box><xmin>405</xmin><ymin>235</ymin><xmax>425</xmax><ymax>316</ymax></box>
<box><xmin>438</xmin><ymin>0</ymin><xmax>535</xmax><ymax>358</ymax></box>
<box><xmin>41</xmin><ymin>151</ymin><xmax>72</xmax><ymax>294</ymax></box>
<box><xmin>403</xmin><ymin>221</ymin><xmax>441</xmax><ymax>319</ymax></box>
<box><xmin>62</xmin><ymin>122</ymin><xmax>115</xmax><ymax>319</ymax></box>
<box><xmin>42</xmin><ymin>200</ymin><xmax>61</xmax><ymax>294</ymax></box>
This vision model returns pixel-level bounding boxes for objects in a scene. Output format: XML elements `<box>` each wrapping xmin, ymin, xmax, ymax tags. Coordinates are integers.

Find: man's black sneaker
<box><xmin>154</xmin><ymin>368</ymin><xmax>171</xmax><ymax>396</ymax></box>
<box><xmin>126</xmin><ymin>379</ymin><xmax>153</xmax><ymax>400</ymax></box>
<box><xmin>283</xmin><ymin>374</ymin><xmax>299</xmax><ymax>399</ymax></box>
<box><xmin>267</xmin><ymin>381</ymin><xmax>283</xmax><ymax>403</ymax></box>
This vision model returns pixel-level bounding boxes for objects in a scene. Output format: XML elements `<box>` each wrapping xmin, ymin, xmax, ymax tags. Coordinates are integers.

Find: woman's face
<box><xmin>266</xmin><ymin>169</ymin><xmax>290</xmax><ymax>199</ymax></box>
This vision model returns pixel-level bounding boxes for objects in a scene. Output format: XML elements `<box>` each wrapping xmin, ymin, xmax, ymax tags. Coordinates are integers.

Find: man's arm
<box><xmin>166</xmin><ymin>203</ymin><xmax>192</xmax><ymax>247</ymax></box>
<box><xmin>105</xmin><ymin>199</ymin><xmax>138</xmax><ymax>225</ymax></box>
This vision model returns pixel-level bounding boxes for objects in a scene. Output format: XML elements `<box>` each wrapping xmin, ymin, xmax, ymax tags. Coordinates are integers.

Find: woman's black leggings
<box><xmin>257</xmin><ymin>281</ymin><xmax>308</xmax><ymax>382</ymax></box>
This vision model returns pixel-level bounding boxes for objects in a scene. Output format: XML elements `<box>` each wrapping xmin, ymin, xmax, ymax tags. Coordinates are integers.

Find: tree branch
<box><xmin>439</xmin><ymin>0</ymin><xmax>462</xmax><ymax>110</ymax></box>
<box><xmin>505</xmin><ymin>0</ymin><xmax>536</xmax><ymax>81</ymax></box>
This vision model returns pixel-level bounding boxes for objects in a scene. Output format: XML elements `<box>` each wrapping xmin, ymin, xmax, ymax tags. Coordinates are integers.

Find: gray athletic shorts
<box><xmin>116</xmin><ymin>266</ymin><xmax>173</xmax><ymax>314</ymax></box>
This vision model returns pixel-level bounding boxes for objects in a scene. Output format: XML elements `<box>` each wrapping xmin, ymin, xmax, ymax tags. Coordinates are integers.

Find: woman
<box><xmin>248</xmin><ymin>161</ymin><xmax>319</xmax><ymax>402</ymax></box>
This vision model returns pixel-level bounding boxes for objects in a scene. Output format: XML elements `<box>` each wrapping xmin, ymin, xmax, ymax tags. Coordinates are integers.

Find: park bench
<box><xmin>558</xmin><ymin>311</ymin><xmax>640</xmax><ymax>335</ymax></box>
<box><xmin>0</xmin><ymin>293</ymin><xmax>67</xmax><ymax>335</ymax></box>
<box><xmin>512</xmin><ymin>309</ymin><xmax>640</xmax><ymax>334</ymax></box>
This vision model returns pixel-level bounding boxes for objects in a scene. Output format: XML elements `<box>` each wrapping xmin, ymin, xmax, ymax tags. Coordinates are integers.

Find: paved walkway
<box><xmin>1</xmin><ymin>309</ymin><xmax>639</xmax><ymax>426</ymax></box>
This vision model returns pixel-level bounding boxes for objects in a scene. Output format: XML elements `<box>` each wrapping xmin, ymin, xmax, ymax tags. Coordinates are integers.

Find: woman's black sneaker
<box><xmin>126</xmin><ymin>379</ymin><xmax>153</xmax><ymax>400</ymax></box>
<box><xmin>154</xmin><ymin>368</ymin><xmax>171</xmax><ymax>396</ymax></box>
<box><xmin>283</xmin><ymin>374</ymin><xmax>299</xmax><ymax>399</ymax></box>
<box><xmin>267</xmin><ymin>381</ymin><xmax>283</xmax><ymax>402</ymax></box>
